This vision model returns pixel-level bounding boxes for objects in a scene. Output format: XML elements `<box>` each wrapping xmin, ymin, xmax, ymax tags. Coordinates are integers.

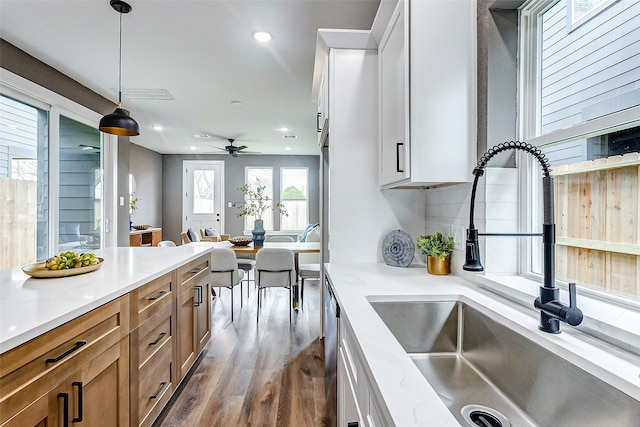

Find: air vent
<box><xmin>121</xmin><ymin>89</ymin><xmax>174</xmax><ymax>100</ymax></box>
<box><xmin>282</xmin><ymin>135</ymin><xmax>297</xmax><ymax>139</ymax></box>
<box><xmin>192</xmin><ymin>133</ymin><xmax>211</xmax><ymax>139</ymax></box>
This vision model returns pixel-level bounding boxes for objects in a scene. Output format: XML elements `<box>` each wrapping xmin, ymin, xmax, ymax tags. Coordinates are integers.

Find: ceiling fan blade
<box><xmin>206</xmin><ymin>145</ymin><xmax>228</xmax><ymax>152</ymax></box>
<box><xmin>236</xmin><ymin>150</ymin><xmax>262</xmax><ymax>155</ymax></box>
<box><xmin>236</xmin><ymin>145</ymin><xmax>248</xmax><ymax>151</ymax></box>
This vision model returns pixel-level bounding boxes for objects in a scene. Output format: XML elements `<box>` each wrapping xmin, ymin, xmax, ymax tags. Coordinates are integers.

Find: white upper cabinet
<box><xmin>377</xmin><ymin>0</ymin><xmax>477</xmax><ymax>188</ymax></box>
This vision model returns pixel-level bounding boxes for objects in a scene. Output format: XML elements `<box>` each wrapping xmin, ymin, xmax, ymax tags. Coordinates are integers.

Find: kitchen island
<box><xmin>325</xmin><ymin>263</ymin><xmax>640</xmax><ymax>426</ymax></box>
<box><xmin>0</xmin><ymin>246</ymin><xmax>213</xmax><ymax>427</ymax></box>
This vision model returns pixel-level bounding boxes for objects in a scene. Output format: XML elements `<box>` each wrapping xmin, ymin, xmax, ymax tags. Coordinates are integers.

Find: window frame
<box><xmin>0</xmin><ymin>68</ymin><xmax>118</xmax><ymax>257</ymax></box>
<box><xmin>279</xmin><ymin>167</ymin><xmax>309</xmax><ymax>231</ymax></box>
<box><xmin>243</xmin><ymin>166</ymin><xmax>275</xmax><ymax>231</ymax></box>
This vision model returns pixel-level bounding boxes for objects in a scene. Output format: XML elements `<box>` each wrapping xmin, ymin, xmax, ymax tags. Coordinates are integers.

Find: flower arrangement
<box><xmin>232</xmin><ymin>179</ymin><xmax>287</xmax><ymax>219</ymax></box>
<box><xmin>129</xmin><ymin>192</ymin><xmax>140</xmax><ymax>213</ymax></box>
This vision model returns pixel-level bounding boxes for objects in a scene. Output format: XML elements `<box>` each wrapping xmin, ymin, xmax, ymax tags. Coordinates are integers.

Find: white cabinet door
<box><xmin>378</xmin><ymin>1</ymin><xmax>408</xmax><ymax>186</ymax></box>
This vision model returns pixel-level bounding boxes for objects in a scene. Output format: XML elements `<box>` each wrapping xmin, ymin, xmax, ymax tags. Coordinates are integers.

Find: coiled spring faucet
<box><xmin>463</xmin><ymin>141</ymin><xmax>583</xmax><ymax>333</ymax></box>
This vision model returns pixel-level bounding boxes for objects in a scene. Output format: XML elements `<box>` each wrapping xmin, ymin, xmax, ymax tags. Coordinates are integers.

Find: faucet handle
<box><xmin>564</xmin><ymin>282</ymin><xmax>583</xmax><ymax>326</ymax></box>
<box><xmin>569</xmin><ymin>282</ymin><xmax>577</xmax><ymax>308</ymax></box>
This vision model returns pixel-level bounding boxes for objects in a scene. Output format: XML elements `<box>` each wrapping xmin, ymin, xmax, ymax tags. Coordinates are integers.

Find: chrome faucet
<box><xmin>463</xmin><ymin>141</ymin><xmax>583</xmax><ymax>333</ymax></box>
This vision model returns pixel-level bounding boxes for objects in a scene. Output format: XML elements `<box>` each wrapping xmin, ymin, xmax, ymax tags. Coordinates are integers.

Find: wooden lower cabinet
<box><xmin>0</xmin><ymin>297</ymin><xmax>130</xmax><ymax>427</ymax></box>
<box><xmin>1</xmin><ymin>253</ymin><xmax>213</xmax><ymax>427</ymax></box>
<box><xmin>176</xmin><ymin>255</ymin><xmax>211</xmax><ymax>379</ymax></box>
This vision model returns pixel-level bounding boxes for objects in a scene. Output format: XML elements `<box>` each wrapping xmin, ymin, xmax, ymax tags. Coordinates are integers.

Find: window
<box><xmin>520</xmin><ymin>0</ymin><xmax>640</xmax><ymax>302</ymax></box>
<box><xmin>0</xmin><ymin>79</ymin><xmax>110</xmax><ymax>269</ymax></box>
<box><xmin>280</xmin><ymin>168</ymin><xmax>308</xmax><ymax>230</ymax></box>
<box><xmin>567</xmin><ymin>0</ymin><xmax>619</xmax><ymax>31</ymax></box>
<box><xmin>244</xmin><ymin>167</ymin><xmax>274</xmax><ymax>230</ymax></box>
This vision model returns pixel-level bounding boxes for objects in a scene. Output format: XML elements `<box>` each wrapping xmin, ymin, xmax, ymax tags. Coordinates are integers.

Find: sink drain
<box><xmin>461</xmin><ymin>405</ymin><xmax>510</xmax><ymax>427</ymax></box>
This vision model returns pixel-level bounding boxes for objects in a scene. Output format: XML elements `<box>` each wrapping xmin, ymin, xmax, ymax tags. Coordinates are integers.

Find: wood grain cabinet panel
<box><xmin>0</xmin><ymin>296</ymin><xmax>130</xmax><ymax>426</ymax></box>
<box><xmin>176</xmin><ymin>254</ymin><xmax>211</xmax><ymax>380</ymax></box>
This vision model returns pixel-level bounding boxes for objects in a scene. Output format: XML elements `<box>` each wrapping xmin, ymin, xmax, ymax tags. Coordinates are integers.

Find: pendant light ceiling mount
<box><xmin>99</xmin><ymin>0</ymin><xmax>140</xmax><ymax>136</ymax></box>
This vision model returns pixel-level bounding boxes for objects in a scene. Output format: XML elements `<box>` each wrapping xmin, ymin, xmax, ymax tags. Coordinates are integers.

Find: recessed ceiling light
<box><xmin>193</xmin><ymin>133</ymin><xmax>211</xmax><ymax>139</ymax></box>
<box><xmin>190</xmin><ymin>146</ymin><xmax>197</xmax><ymax>150</ymax></box>
<box><xmin>278</xmin><ymin>127</ymin><xmax>289</xmax><ymax>132</ymax></box>
<box><xmin>282</xmin><ymin>135</ymin><xmax>297</xmax><ymax>139</ymax></box>
<box><xmin>230</xmin><ymin>101</ymin><xmax>243</xmax><ymax>106</ymax></box>
<box><xmin>152</xmin><ymin>125</ymin><xmax>163</xmax><ymax>131</ymax></box>
<box><xmin>285</xmin><ymin>147</ymin><xmax>292</xmax><ymax>151</ymax></box>
<box><xmin>253</xmin><ymin>31</ymin><xmax>272</xmax><ymax>42</ymax></box>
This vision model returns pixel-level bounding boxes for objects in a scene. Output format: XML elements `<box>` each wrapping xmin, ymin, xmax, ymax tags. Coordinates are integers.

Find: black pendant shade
<box><xmin>100</xmin><ymin>102</ymin><xmax>139</xmax><ymax>136</ymax></box>
<box><xmin>100</xmin><ymin>0</ymin><xmax>139</xmax><ymax>136</ymax></box>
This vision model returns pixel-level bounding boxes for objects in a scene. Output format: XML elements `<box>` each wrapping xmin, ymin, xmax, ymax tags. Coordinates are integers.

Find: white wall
<box><xmin>423</xmin><ymin>168</ymin><xmax>518</xmax><ymax>281</ymax></box>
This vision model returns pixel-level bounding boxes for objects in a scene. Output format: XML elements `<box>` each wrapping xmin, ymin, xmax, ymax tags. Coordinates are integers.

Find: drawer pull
<box><xmin>147</xmin><ymin>290</ymin><xmax>167</xmax><ymax>301</ymax></box>
<box><xmin>190</xmin><ymin>267</ymin><xmax>206</xmax><ymax>274</ymax></box>
<box><xmin>396</xmin><ymin>142</ymin><xmax>404</xmax><ymax>173</ymax></box>
<box><xmin>72</xmin><ymin>381</ymin><xmax>83</xmax><ymax>422</ymax></box>
<box><xmin>46</xmin><ymin>341</ymin><xmax>86</xmax><ymax>363</ymax></box>
<box><xmin>150</xmin><ymin>381</ymin><xmax>168</xmax><ymax>399</ymax></box>
<box><xmin>149</xmin><ymin>332</ymin><xmax>167</xmax><ymax>346</ymax></box>
<box><xmin>194</xmin><ymin>285</ymin><xmax>203</xmax><ymax>306</ymax></box>
<box><xmin>58</xmin><ymin>393</ymin><xmax>69</xmax><ymax>427</ymax></box>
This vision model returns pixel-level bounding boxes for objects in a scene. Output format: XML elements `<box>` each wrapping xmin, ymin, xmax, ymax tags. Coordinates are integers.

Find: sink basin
<box><xmin>370</xmin><ymin>300</ymin><xmax>640</xmax><ymax>427</ymax></box>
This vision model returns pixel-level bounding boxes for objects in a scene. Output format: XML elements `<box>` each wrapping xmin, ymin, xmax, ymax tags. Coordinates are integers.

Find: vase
<box><xmin>130</xmin><ymin>217</ymin><xmax>133</xmax><ymax>231</ymax></box>
<box><xmin>252</xmin><ymin>219</ymin><xmax>266</xmax><ymax>247</ymax></box>
<box><xmin>427</xmin><ymin>255</ymin><xmax>450</xmax><ymax>275</ymax></box>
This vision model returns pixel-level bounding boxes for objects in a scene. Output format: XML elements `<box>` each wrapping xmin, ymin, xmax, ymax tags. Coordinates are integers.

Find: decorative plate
<box><xmin>22</xmin><ymin>258</ymin><xmax>105</xmax><ymax>279</ymax></box>
<box><xmin>132</xmin><ymin>224</ymin><xmax>152</xmax><ymax>230</ymax></box>
<box><xmin>229</xmin><ymin>236</ymin><xmax>253</xmax><ymax>246</ymax></box>
<box><xmin>382</xmin><ymin>230</ymin><xmax>415</xmax><ymax>267</ymax></box>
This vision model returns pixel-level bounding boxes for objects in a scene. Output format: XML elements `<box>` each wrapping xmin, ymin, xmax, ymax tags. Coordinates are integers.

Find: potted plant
<box><xmin>232</xmin><ymin>179</ymin><xmax>287</xmax><ymax>246</ymax></box>
<box><xmin>129</xmin><ymin>192</ymin><xmax>140</xmax><ymax>230</ymax></box>
<box><xmin>416</xmin><ymin>232</ymin><xmax>455</xmax><ymax>275</ymax></box>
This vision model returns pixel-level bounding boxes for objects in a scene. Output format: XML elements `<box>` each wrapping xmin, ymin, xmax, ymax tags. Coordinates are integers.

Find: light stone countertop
<box><xmin>0</xmin><ymin>245</ymin><xmax>212</xmax><ymax>354</ymax></box>
<box><xmin>324</xmin><ymin>262</ymin><xmax>640</xmax><ymax>427</ymax></box>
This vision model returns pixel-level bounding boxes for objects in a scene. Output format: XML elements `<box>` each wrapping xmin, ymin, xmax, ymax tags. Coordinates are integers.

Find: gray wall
<box><xmin>129</xmin><ymin>143</ymin><xmax>163</xmax><ymax>228</ymax></box>
<box><xmin>162</xmin><ymin>154</ymin><xmax>320</xmax><ymax>245</ymax></box>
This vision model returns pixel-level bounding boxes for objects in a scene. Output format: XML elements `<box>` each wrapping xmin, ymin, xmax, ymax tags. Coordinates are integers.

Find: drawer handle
<box><xmin>150</xmin><ymin>381</ymin><xmax>168</xmax><ymax>399</ymax></box>
<box><xmin>194</xmin><ymin>285</ymin><xmax>203</xmax><ymax>306</ymax></box>
<box><xmin>58</xmin><ymin>393</ymin><xmax>69</xmax><ymax>427</ymax></box>
<box><xmin>147</xmin><ymin>290</ymin><xmax>167</xmax><ymax>301</ymax></box>
<box><xmin>190</xmin><ymin>267</ymin><xmax>206</xmax><ymax>274</ymax></box>
<box><xmin>72</xmin><ymin>381</ymin><xmax>83</xmax><ymax>422</ymax></box>
<box><xmin>149</xmin><ymin>332</ymin><xmax>167</xmax><ymax>346</ymax></box>
<box><xmin>46</xmin><ymin>341</ymin><xmax>86</xmax><ymax>364</ymax></box>
<box><xmin>396</xmin><ymin>142</ymin><xmax>404</xmax><ymax>173</ymax></box>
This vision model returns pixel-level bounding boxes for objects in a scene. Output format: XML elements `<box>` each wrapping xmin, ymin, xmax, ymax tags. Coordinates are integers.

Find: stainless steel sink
<box><xmin>370</xmin><ymin>300</ymin><xmax>640</xmax><ymax>427</ymax></box>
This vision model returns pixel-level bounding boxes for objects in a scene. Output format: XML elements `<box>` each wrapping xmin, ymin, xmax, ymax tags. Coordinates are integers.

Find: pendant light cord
<box><xmin>118</xmin><ymin>11</ymin><xmax>123</xmax><ymax>104</ymax></box>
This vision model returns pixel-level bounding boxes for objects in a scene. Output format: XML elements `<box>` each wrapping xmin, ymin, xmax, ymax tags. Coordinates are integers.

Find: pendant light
<box><xmin>99</xmin><ymin>0</ymin><xmax>139</xmax><ymax>136</ymax></box>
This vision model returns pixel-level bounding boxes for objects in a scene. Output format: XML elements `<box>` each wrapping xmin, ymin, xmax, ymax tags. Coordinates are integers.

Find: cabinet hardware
<box><xmin>72</xmin><ymin>381</ymin><xmax>83</xmax><ymax>422</ymax></box>
<box><xmin>46</xmin><ymin>341</ymin><xmax>86</xmax><ymax>363</ymax></box>
<box><xmin>149</xmin><ymin>381</ymin><xmax>168</xmax><ymax>399</ymax></box>
<box><xmin>194</xmin><ymin>285</ymin><xmax>203</xmax><ymax>306</ymax></box>
<box><xmin>189</xmin><ymin>267</ymin><xmax>206</xmax><ymax>274</ymax></box>
<box><xmin>317</xmin><ymin>112</ymin><xmax>322</xmax><ymax>133</ymax></box>
<box><xmin>58</xmin><ymin>393</ymin><xmax>69</xmax><ymax>427</ymax></box>
<box><xmin>396</xmin><ymin>142</ymin><xmax>404</xmax><ymax>173</ymax></box>
<box><xmin>149</xmin><ymin>332</ymin><xmax>167</xmax><ymax>346</ymax></box>
<box><xmin>147</xmin><ymin>290</ymin><xmax>167</xmax><ymax>301</ymax></box>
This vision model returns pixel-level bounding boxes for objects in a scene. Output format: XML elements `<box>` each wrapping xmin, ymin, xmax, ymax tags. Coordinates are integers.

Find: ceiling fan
<box><xmin>209</xmin><ymin>139</ymin><xmax>261</xmax><ymax>157</ymax></box>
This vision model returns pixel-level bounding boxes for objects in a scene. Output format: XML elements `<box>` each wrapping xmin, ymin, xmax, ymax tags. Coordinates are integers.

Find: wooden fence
<box><xmin>553</xmin><ymin>152</ymin><xmax>640</xmax><ymax>300</ymax></box>
<box><xmin>0</xmin><ymin>177</ymin><xmax>37</xmax><ymax>270</ymax></box>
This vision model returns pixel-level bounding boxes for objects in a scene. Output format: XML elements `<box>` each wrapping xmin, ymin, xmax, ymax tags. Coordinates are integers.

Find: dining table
<box><xmin>190</xmin><ymin>240</ymin><xmax>321</xmax><ymax>309</ymax></box>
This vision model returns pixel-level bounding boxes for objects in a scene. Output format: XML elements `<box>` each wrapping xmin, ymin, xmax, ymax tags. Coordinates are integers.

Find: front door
<box><xmin>182</xmin><ymin>161</ymin><xmax>224</xmax><ymax>235</ymax></box>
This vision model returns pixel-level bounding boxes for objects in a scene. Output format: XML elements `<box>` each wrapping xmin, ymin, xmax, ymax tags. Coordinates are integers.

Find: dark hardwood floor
<box><xmin>154</xmin><ymin>276</ymin><xmax>330</xmax><ymax>427</ymax></box>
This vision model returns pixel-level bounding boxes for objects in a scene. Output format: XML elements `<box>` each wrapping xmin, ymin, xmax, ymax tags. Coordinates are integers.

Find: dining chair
<box><xmin>157</xmin><ymin>240</ymin><xmax>176</xmax><ymax>247</ymax></box>
<box><xmin>210</xmin><ymin>248</ymin><xmax>245</xmax><ymax>321</ymax></box>
<box><xmin>267</xmin><ymin>235</ymin><xmax>295</xmax><ymax>242</ymax></box>
<box><xmin>298</xmin><ymin>263</ymin><xmax>320</xmax><ymax>304</ymax></box>
<box><xmin>255</xmin><ymin>248</ymin><xmax>296</xmax><ymax>322</ymax></box>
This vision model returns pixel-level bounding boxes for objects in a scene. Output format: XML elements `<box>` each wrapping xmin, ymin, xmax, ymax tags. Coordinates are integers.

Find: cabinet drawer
<box><xmin>0</xmin><ymin>295</ymin><xmax>129</xmax><ymax>424</ymax></box>
<box><xmin>136</xmin><ymin>342</ymin><xmax>173</xmax><ymax>427</ymax></box>
<box><xmin>135</xmin><ymin>303</ymin><xmax>172</xmax><ymax>369</ymax></box>
<box><xmin>130</xmin><ymin>271</ymin><xmax>173</xmax><ymax>330</ymax></box>
<box><xmin>176</xmin><ymin>255</ymin><xmax>210</xmax><ymax>292</ymax></box>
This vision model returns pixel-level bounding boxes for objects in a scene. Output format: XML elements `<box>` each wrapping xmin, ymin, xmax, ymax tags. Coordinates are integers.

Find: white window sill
<box><xmin>476</xmin><ymin>274</ymin><xmax>640</xmax><ymax>356</ymax></box>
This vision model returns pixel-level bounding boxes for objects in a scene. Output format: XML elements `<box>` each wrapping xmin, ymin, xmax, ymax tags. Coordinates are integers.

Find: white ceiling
<box><xmin>0</xmin><ymin>0</ymin><xmax>380</xmax><ymax>155</ymax></box>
